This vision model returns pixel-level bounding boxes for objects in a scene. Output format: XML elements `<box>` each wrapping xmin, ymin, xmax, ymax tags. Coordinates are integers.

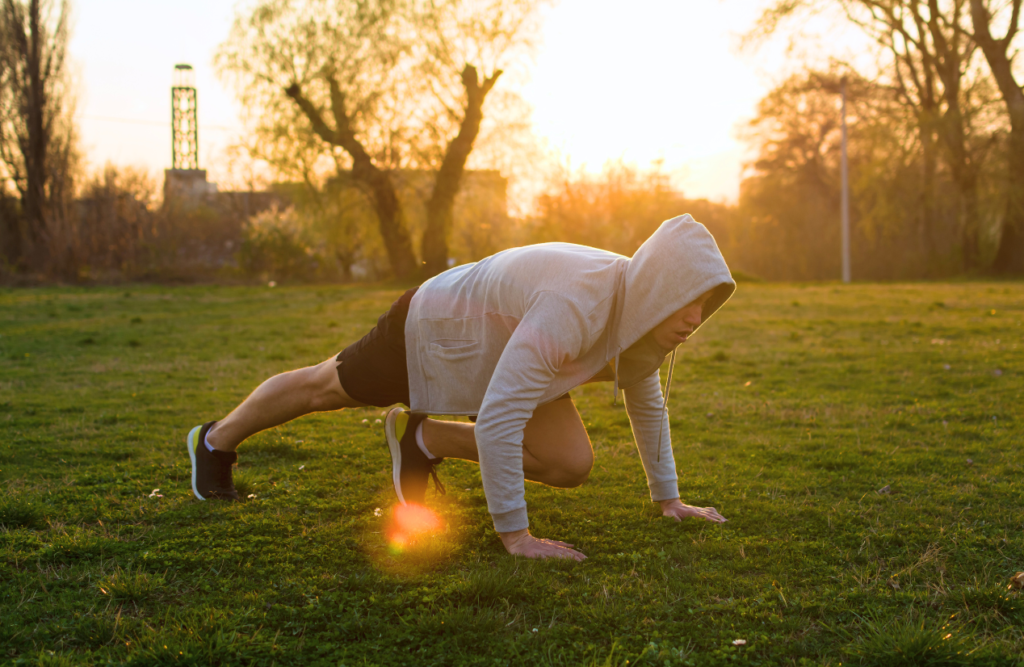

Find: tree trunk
<box><xmin>0</xmin><ymin>193</ymin><xmax>22</xmax><ymax>266</ymax></box>
<box><xmin>925</xmin><ymin>0</ymin><xmax>982</xmax><ymax>270</ymax></box>
<box><xmin>942</xmin><ymin>102</ymin><xmax>982</xmax><ymax>270</ymax></box>
<box><xmin>855</xmin><ymin>0</ymin><xmax>982</xmax><ymax>272</ymax></box>
<box><xmin>2</xmin><ymin>0</ymin><xmax>50</xmax><ymax>258</ymax></box>
<box><xmin>970</xmin><ymin>0</ymin><xmax>1024</xmax><ymax>274</ymax></box>
<box><xmin>420</xmin><ymin>65</ymin><xmax>501</xmax><ymax>278</ymax></box>
<box><xmin>285</xmin><ymin>79</ymin><xmax>418</xmax><ymax>280</ymax></box>
<box><xmin>919</xmin><ymin>117</ymin><xmax>938</xmax><ymax>268</ymax></box>
<box><xmin>0</xmin><ymin>0</ymin><xmax>69</xmax><ymax>272</ymax></box>
<box><xmin>23</xmin><ymin>0</ymin><xmax>47</xmax><ymax>252</ymax></box>
<box><xmin>991</xmin><ymin>126</ymin><xmax>1024</xmax><ymax>272</ymax></box>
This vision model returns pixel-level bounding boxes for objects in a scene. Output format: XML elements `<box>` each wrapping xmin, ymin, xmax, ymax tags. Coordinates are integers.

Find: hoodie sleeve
<box><xmin>474</xmin><ymin>293</ymin><xmax>590</xmax><ymax>533</ymax></box>
<box><xmin>622</xmin><ymin>370</ymin><xmax>680</xmax><ymax>502</ymax></box>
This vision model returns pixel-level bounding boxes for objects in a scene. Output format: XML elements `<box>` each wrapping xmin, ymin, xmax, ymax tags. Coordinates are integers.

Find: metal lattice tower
<box><xmin>171</xmin><ymin>64</ymin><xmax>198</xmax><ymax>170</ymax></box>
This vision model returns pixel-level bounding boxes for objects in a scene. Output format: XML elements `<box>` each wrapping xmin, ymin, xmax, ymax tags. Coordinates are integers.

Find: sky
<box><xmin>521</xmin><ymin>0</ymin><xmax>782</xmax><ymax>201</ymax></box>
<box><xmin>69</xmin><ymin>0</ymin><xmax>843</xmax><ymax>203</ymax></box>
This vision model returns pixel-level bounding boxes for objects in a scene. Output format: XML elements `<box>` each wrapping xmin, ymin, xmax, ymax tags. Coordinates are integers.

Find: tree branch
<box><xmin>420</xmin><ymin>63</ymin><xmax>503</xmax><ymax>276</ymax></box>
<box><xmin>1006</xmin><ymin>0</ymin><xmax>1021</xmax><ymax>45</ymax></box>
<box><xmin>284</xmin><ymin>82</ymin><xmax>339</xmax><ymax>146</ymax></box>
<box><xmin>284</xmin><ymin>76</ymin><xmax>418</xmax><ymax>279</ymax></box>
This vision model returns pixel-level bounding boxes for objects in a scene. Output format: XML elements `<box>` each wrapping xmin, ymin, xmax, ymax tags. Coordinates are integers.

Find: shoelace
<box><xmin>428</xmin><ymin>465</ymin><xmax>446</xmax><ymax>496</ymax></box>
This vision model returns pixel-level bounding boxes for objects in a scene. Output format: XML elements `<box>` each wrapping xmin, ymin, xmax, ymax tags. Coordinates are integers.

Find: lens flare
<box><xmin>386</xmin><ymin>503</ymin><xmax>443</xmax><ymax>554</ymax></box>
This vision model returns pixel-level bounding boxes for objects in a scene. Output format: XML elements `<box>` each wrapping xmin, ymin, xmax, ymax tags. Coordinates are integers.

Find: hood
<box><xmin>613</xmin><ymin>214</ymin><xmax>736</xmax><ymax>388</ymax></box>
<box><xmin>618</xmin><ymin>214</ymin><xmax>735</xmax><ymax>351</ymax></box>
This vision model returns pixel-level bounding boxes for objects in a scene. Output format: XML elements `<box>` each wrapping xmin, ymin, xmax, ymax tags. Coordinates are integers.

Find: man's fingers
<box><xmin>663</xmin><ymin>505</ymin><xmax>728</xmax><ymax>523</ymax></box>
<box><xmin>704</xmin><ymin>507</ymin><xmax>727</xmax><ymax>522</ymax></box>
<box><xmin>546</xmin><ymin>549</ymin><xmax>584</xmax><ymax>561</ymax></box>
<box><xmin>541</xmin><ymin>539</ymin><xmax>574</xmax><ymax>548</ymax></box>
<box><xmin>543</xmin><ymin>543</ymin><xmax>585</xmax><ymax>560</ymax></box>
<box><xmin>509</xmin><ymin>535</ymin><xmax>587</xmax><ymax>561</ymax></box>
<box><xmin>699</xmin><ymin>507</ymin><xmax>727</xmax><ymax>523</ymax></box>
<box><xmin>556</xmin><ymin>547</ymin><xmax>586</xmax><ymax>561</ymax></box>
<box><xmin>533</xmin><ymin>544</ymin><xmax>585</xmax><ymax>561</ymax></box>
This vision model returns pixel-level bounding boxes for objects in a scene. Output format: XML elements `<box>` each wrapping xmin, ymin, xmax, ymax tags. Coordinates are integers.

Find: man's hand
<box><xmin>499</xmin><ymin>528</ymin><xmax>586</xmax><ymax>561</ymax></box>
<box><xmin>659</xmin><ymin>498</ymin><xmax>727</xmax><ymax>524</ymax></box>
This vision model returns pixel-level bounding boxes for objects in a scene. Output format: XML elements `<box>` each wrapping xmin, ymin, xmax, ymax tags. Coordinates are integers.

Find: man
<box><xmin>187</xmin><ymin>214</ymin><xmax>735</xmax><ymax>561</ymax></box>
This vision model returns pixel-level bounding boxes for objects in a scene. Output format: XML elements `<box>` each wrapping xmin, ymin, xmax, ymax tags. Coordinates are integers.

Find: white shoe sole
<box><xmin>384</xmin><ymin>408</ymin><xmax>407</xmax><ymax>504</ymax></box>
<box><xmin>186</xmin><ymin>425</ymin><xmax>205</xmax><ymax>501</ymax></box>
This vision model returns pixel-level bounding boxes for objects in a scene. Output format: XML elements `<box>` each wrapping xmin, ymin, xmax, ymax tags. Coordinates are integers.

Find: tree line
<box><xmin>738</xmin><ymin>0</ymin><xmax>1023</xmax><ymax>278</ymax></box>
<box><xmin>1</xmin><ymin>0</ymin><xmax>1021</xmax><ymax>282</ymax></box>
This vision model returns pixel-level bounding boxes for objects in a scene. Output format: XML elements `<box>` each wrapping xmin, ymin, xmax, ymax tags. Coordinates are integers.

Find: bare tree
<box><xmin>749</xmin><ymin>0</ymin><xmax>1001</xmax><ymax>271</ymax></box>
<box><xmin>970</xmin><ymin>0</ymin><xmax>1024</xmax><ymax>274</ymax></box>
<box><xmin>0</xmin><ymin>0</ymin><xmax>74</xmax><ymax>272</ymax></box>
<box><xmin>848</xmin><ymin>0</ymin><xmax>992</xmax><ymax>268</ymax></box>
<box><xmin>735</xmin><ymin>68</ymin><xmax>946</xmax><ymax>279</ymax></box>
<box><xmin>285</xmin><ymin>73</ymin><xmax>420</xmax><ymax>278</ymax></box>
<box><xmin>217</xmin><ymin>0</ymin><xmax>542</xmax><ymax>279</ymax></box>
<box><xmin>217</xmin><ymin>0</ymin><xmax>419</xmax><ymax>278</ymax></box>
<box><xmin>412</xmin><ymin>0</ymin><xmax>539</xmax><ymax>276</ymax></box>
<box><xmin>417</xmin><ymin>64</ymin><xmax>501</xmax><ymax>276</ymax></box>
<box><xmin>72</xmin><ymin>164</ymin><xmax>157</xmax><ymax>278</ymax></box>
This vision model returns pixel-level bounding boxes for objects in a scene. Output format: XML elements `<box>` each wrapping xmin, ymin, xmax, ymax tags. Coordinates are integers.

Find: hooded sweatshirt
<box><xmin>405</xmin><ymin>214</ymin><xmax>736</xmax><ymax>532</ymax></box>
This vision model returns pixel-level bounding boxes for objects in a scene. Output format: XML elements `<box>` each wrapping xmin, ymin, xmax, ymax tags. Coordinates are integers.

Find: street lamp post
<box><xmin>840</xmin><ymin>76</ymin><xmax>851</xmax><ymax>283</ymax></box>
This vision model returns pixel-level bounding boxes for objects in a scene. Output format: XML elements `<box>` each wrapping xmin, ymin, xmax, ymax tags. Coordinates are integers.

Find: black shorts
<box><xmin>335</xmin><ymin>287</ymin><xmax>571</xmax><ymax>411</ymax></box>
<box><xmin>335</xmin><ymin>288</ymin><xmax>417</xmax><ymax>408</ymax></box>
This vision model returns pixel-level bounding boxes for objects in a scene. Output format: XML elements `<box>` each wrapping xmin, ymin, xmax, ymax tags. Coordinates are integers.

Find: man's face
<box><xmin>651</xmin><ymin>290</ymin><xmax>713</xmax><ymax>351</ymax></box>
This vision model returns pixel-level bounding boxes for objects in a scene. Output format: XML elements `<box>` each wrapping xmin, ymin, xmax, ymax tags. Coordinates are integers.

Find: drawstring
<box><xmin>607</xmin><ymin>263</ymin><xmax>627</xmax><ymax>407</ymax></box>
<box><xmin>654</xmin><ymin>346</ymin><xmax>678</xmax><ymax>463</ymax></box>
<box><xmin>612</xmin><ymin>353</ymin><xmax>620</xmax><ymax>405</ymax></box>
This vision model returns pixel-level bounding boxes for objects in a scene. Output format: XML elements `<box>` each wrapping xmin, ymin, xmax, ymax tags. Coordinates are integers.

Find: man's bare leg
<box><xmin>418</xmin><ymin>399</ymin><xmax>592</xmax><ymax>561</ymax></box>
<box><xmin>419</xmin><ymin>398</ymin><xmax>593</xmax><ymax>488</ymax></box>
<box><xmin>206</xmin><ymin>357</ymin><xmax>365</xmax><ymax>451</ymax></box>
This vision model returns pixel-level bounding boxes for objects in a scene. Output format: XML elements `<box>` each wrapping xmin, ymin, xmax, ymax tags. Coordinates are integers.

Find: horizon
<box><xmin>69</xmin><ymin>0</ymin><xmax>867</xmax><ymax>204</ymax></box>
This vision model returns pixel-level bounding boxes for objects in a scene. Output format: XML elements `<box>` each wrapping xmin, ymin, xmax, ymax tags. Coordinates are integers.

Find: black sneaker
<box><xmin>186</xmin><ymin>422</ymin><xmax>239</xmax><ymax>500</ymax></box>
<box><xmin>384</xmin><ymin>408</ymin><xmax>445</xmax><ymax>504</ymax></box>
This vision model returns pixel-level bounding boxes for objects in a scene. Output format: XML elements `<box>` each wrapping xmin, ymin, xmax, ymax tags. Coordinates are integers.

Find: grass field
<box><xmin>1</xmin><ymin>281</ymin><xmax>1022</xmax><ymax>666</ymax></box>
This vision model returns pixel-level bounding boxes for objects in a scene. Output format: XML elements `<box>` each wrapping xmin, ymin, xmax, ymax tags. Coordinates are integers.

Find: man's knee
<box><xmin>550</xmin><ymin>449</ymin><xmax>593</xmax><ymax>488</ymax></box>
<box><xmin>305</xmin><ymin>359</ymin><xmax>347</xmax><ymax>412</ymax></box>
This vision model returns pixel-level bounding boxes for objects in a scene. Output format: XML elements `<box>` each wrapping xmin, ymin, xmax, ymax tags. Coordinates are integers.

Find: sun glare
<box><xmin>386</xmin><ymin>504</ymin><xmax>444</xmax><ymax>554</ymax></box>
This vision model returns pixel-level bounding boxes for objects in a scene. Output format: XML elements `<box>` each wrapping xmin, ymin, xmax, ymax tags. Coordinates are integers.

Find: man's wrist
<box><xmin>658</xmin><ymin>498</ymin><xmax>682</xmax><ymax>509</ymax></box>
<box><xmin>499</xmin><ymin>528</ymin><xmax>529</xmax><ymax>548</ymax></box>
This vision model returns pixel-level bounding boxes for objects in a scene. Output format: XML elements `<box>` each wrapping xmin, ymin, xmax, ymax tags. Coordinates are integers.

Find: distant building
<box><xmin>159</xmin><ymin>65</ymin><xmax>508</xmax><ymax>278</ymax></box>
<box><xmin>163</xmin><ymin>168</ymin><xmax>215</xmax><ymax>202</ymax></box>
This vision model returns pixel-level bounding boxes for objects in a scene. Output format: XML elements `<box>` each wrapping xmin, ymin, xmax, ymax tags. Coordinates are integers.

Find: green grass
<box><xmin>1</xmin><ymin>281</ymin><xmax>1022</xmax><ymax>666</ymax></box>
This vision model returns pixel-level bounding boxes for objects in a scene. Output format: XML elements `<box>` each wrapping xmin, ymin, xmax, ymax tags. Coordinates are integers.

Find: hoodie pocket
<box><xmin>429</xmin><ymin>340</ymin><xmax>480</xmax><ymax>362</ymax></box>
<box><xmin>418</xmin><ymin>316</ymin><xmax>507</xmax><ymax>412</ymax></box>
